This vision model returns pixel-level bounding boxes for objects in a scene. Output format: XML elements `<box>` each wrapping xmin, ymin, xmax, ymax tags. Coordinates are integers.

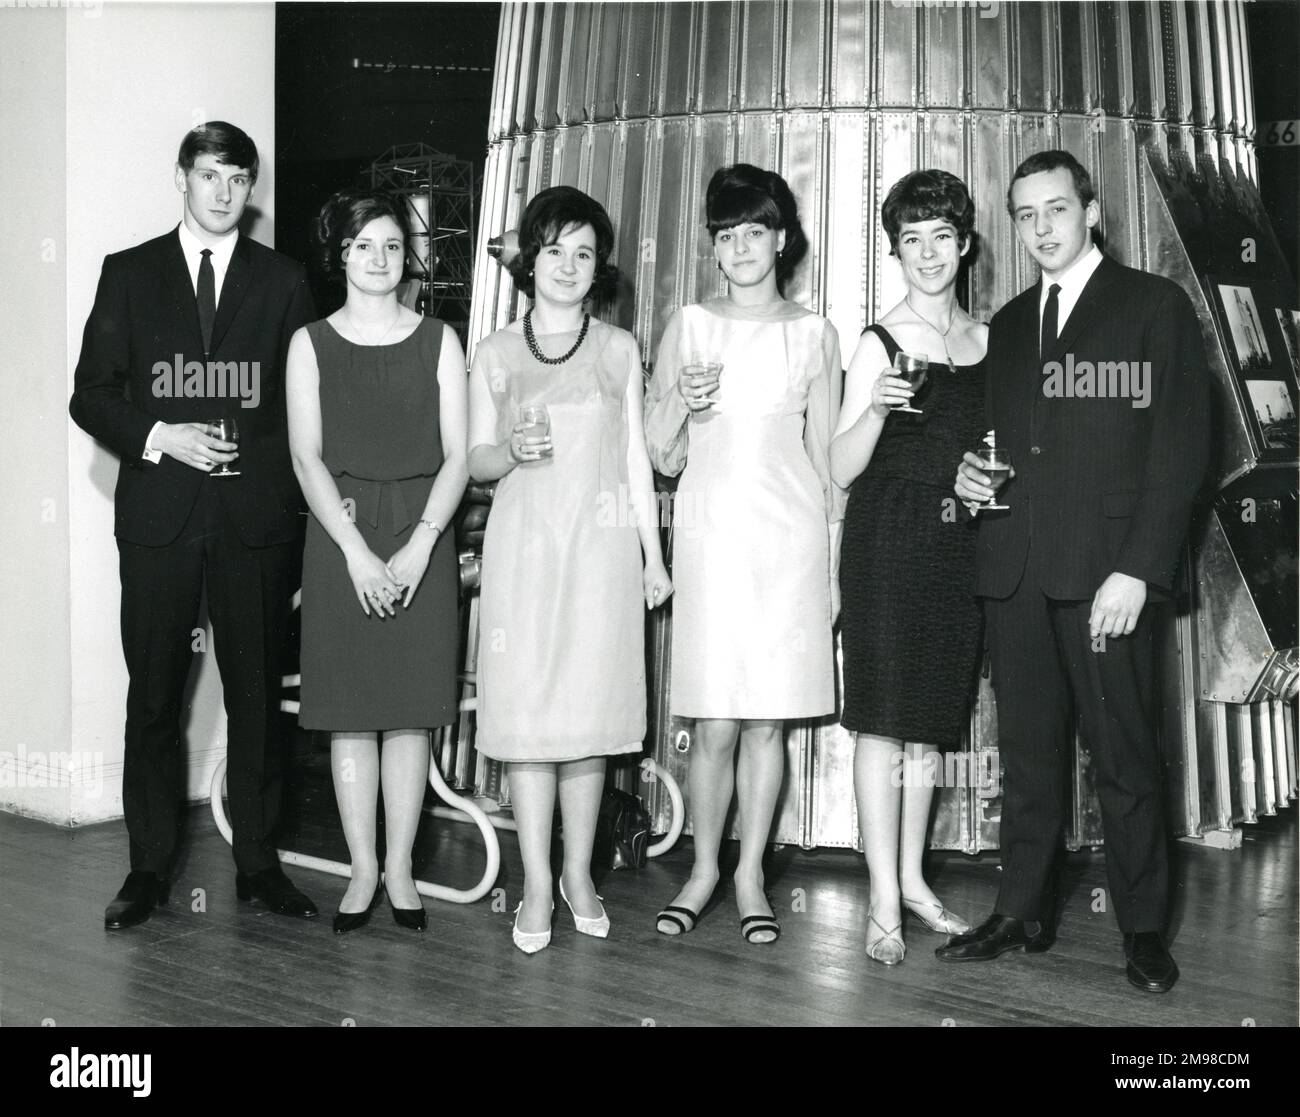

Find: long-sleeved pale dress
<box><xmin>644</xmin><ymin>297</ymin><xmax>843</xmax><ymax>719</ymax></box>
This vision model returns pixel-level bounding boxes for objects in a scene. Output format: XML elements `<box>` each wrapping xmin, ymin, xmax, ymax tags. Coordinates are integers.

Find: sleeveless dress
<box><xmin>297</xmin><ymin>317</ymin><xmax>459</xmax><ymax>731</ymax></box>
<box><xmin>644</xmin><ymin>299</ymin><xmax>843</xmax><ymax>719</ymax></box>
<box><xmin>839</xmin><ymin>324</ymin><xmax>986</xmax><ymax>749</ymax></box>
<box><xmin>472</xmin><ymin>320</ymin><xmax>646</xmax><ymax>762</ymax></box>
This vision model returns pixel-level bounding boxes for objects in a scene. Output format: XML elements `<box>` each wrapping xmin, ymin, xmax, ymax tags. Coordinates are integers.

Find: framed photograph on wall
<box><xmin>1216</xmin><ymin>282</ymin><xmax>1272</xmax><ymax>371</ymax></box>
<box><xmin>1274</xmin><ymin>307</ymin><xmax>1300</xmax><ymax>372</ymax></box>
<box><xmin>1202</xmin><ymin>275</ymin><xmax>1299</xmax><ymax>464</ymax></box>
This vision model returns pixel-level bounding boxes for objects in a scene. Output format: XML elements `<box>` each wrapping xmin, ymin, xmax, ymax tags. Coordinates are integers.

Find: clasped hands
<box><xmin>347</xmin><ymin>533</ymin><xmax>437</xmax><ymax>617</ymax></box>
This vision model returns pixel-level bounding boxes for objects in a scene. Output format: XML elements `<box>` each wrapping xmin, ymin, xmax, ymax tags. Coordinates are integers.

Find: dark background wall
<box><xmin>275</xmin><ymin>1</ymin><xmax>500</xmax><ymax>313</ymax></box>
<box><xmin>1249</xmin><ymin>0</ymin><xmax>1299</xmax><ymax>282</ymax></box>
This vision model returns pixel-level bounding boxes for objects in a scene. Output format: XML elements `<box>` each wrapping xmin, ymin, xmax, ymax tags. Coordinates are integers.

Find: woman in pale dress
<box><xmin>830</xmin><ymin>170</ymin><xmax>986</xmax><ymax>964</ymax></box>
<box><xmin>468</xmin><ymin>186</ymin><xmax>672</xmax><ymax>954</ymax></box>
<box><xmin>644</xmin><ymin>164</ymin><xmax>842</xmax><ymax>945</ymax></box>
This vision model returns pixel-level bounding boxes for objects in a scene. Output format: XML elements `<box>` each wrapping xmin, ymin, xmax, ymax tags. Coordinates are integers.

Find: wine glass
<box><xmin>891</xmin><ymin>352</ymin><xmax>929</xmax><ymax>414</ymax></box>
<box><xmin>519</xmin><ymin>404</ymin><xmax>553</xmax><ymax>458</ymax></box>
<box><xmin>682</xmin><ymin>357</ymin><xmax>723</xmax><ymax>418</ymax></box>
<box><xmin>208</xmin><ymin>417</ymin><xmax>240</xmax><ymax>477</ymax></box>
<box><xmin>971</xmin><ymin>446</ymin><xmax>1012</xmax><ymax>511</ymax></box>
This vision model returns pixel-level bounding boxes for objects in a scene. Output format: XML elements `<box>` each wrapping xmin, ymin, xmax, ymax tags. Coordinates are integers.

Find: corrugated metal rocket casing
<box><xmin>463</xmin><ymin>1</ymin><xmax>1292</xmax><ymax>850</ymax></box>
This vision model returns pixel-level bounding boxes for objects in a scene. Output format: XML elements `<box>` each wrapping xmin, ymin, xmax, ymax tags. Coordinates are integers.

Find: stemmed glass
<box><xmin>970</xmin><ymin>446</ymin><xmax>1012</xmax><ymax>511</ymax></box>
<box><xmin>208</xmin><ymin>417</ymin><xmax>240</xmax><ymax>477</ymax></box>
<box><xmin>891</xmin><ymin>352</ymin><xmax>929</xmax><ymax>414</ymax></box>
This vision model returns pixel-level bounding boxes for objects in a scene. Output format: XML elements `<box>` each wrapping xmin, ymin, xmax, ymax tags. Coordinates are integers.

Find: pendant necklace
<box><xmin>905</xmin><ymin>295</ymin><xmax>958</xmax><ymax>370</ymax></box>
<box><xmin>344</xmin><ymin>307</ymin><xmax>402</xmax><ymax>346</ymax></box>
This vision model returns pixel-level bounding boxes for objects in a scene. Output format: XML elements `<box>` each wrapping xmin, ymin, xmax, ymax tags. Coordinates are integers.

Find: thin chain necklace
<box><xmin>523</xmin><ymin>309</ymin><xmax>590</xmax><ymax>365</ymax></box>
<box><xmin>905</xmin><ymin>295</ymin><xmax>958</xmax><ymax>370</ymax></box>
<box><xmin>344</xmin><ymin>306</ymin><xmax>402</xmax><ymax>346</ymax></box>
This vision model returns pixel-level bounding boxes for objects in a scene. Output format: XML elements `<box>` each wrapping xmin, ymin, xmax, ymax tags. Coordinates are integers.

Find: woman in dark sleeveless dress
<box><xmin>287</xmin><ymin>189</ymin><xmax>468</xmax><ymax>933</ymax></box>
<box><xmin>830</xmin><ymin>171</ymin><xmax>987</xmax><ymax>965</ymax></box>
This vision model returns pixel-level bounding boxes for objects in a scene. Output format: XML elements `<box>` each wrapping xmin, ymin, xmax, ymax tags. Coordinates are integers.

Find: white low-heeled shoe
<box><xmin>512</xmin><ymin>902</ymin><xmax>553</xmax><ymax>954</ymax></box>
<box><xmin>903</xmin><ymin>896</ymin><xmax>972</xmax><ymax>936</ymax></box>
<box><xmin>559</xmin><ymin>880</ymin><xmax>610</xmax><ymax>939</ymax></box>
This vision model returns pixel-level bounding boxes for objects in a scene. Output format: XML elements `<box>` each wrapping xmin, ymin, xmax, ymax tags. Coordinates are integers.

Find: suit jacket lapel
<box><xmin>210</xmin><ymin>236</ymin><xmax>253</xmax><ymax>356</ymax></box>
<box><xmin>162</xmin><ymin>230</ymin><xmax>206</xmax><ymax>354</ymax></box>
<box><xmin>1044</xmin><ymin>253</ymin><xmax>1120</xmax><ymax>365</ymax></box>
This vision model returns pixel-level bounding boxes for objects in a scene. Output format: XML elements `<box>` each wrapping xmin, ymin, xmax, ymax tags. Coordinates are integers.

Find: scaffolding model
<box><xmin>368</xmin><ymin>144</ymin><xmax>475</xmax><ymax>340</ymax></box>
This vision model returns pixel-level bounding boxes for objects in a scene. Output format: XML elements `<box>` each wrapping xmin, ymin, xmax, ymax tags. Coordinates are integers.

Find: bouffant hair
<box><xmin>705</xmin><ymin>163</ymin><xmax>808</xmax><ymax>292</ymax></box>
<box><xmin>880</xmin><ymin>170</ymin><xmax>976</xmax><ymax>257</ymax></box>
<box><xmin>508</xmin><ymin>185</ymin><xmax>618</xmax><ymax>301</ymax></box>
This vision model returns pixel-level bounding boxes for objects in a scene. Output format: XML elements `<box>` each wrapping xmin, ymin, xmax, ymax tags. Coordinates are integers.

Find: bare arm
<box><xmin>829</xmin><ymin>329</ymin><xmax>911</xmax><ymax>489</ymax></box>
<box><xmin>623</xmin><ymin>338</ymin><xmax>672</xmax><ymax>608</ymax></box>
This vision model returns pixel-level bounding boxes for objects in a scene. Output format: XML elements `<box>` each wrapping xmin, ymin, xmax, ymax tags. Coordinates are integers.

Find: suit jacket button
<box><xmin>1030</xmin><ymin>445</ymin><xmax>1042</xmax><ymax>455</ymax></box>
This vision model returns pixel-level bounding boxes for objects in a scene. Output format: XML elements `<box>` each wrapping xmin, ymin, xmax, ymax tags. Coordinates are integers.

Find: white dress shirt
<box><xmin>144</xmin><ymin>223</ymin><xmax>241</xmax><ymax>462</ymax></box>
<box><xmin>1038</xmin><ymin>243</ymin><xmax>1103</xmax><ymax>339</ymax></box>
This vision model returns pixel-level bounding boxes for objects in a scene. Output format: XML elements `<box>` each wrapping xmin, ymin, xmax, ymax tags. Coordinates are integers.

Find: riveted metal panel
<box><xmin>469</xmin><ymin>0</ymin><xmax>1268</xmax><ymax>851</ymax></box>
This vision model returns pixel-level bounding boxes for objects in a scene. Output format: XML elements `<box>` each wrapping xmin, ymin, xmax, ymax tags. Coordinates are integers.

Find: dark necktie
<box><xmin>197</xmin><ymin>248</ymin><xmax>216</xmax><ymax>355</ymax></box>
<box><xmin>1040</xmin><ymin>282</ymin><xmax>1060</xmax><ymax>360</ymax></box>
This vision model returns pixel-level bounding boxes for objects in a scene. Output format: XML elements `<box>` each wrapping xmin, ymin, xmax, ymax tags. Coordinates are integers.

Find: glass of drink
<box><xmin>971</xmin><ymin>446</ymin><xmax>1012</xmax><ymax>510</ymax></box>
<box><xmin>519</xmin><ymin>404</ymin><xmax>552</xmax><ymax>458</ymax></box>
<box><xmin>208</xmin><ymin>417</ymin><xmax>240</xmax><ymax>477</ymax></box>
<box><xmin>682</xmin><ymin>357</ymin><xmax>723</xmax><ymax>418</ymax></box>
<box><xmin>891</xmin><ymin>352</ymin><xmax>929</xmax><ymax>414</ymax></box>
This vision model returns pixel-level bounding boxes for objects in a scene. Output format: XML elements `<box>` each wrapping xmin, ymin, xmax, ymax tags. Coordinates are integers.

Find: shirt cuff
<box><xmin>143</xmin><ymin>421</ymin><xmax>164</xmax><ymax>464</ymax></box>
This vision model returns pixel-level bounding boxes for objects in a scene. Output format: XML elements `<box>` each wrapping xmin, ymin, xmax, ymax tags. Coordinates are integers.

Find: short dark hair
<box><xmin>509</xmin><ymin>186</ymin><xmax>618</xmax><ymax>300</ymax></box>
<box><xmin>881</xmin><ymin>170</ymin><xmax>976</xmax><ymax>257</ymax></box>
<box><xmin>177</xmin><ymin>121</ymin><xmax>259</xmax><ymax>184</ymax></box>
<box><xmin>315</xmin><ymin>189</ymin><xmax>412</xmax><ymax>280</ymax></box>
<box><xmin>705</xmin><ymin>163</ymin><xmax>807</xmax><ymax>292</ymax></box>
<box><xmin>1006</xmin><ymin>149</ymin><xmax>1096</xmax><ymax>214</ymax></box>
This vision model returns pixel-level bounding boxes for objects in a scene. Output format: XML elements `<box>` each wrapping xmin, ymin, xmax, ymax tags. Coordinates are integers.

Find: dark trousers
<box><xmin>118</xmin><ymin>479</ymin><xmax>295</xmax><ymax>875</ymax></box>
<box><xmin>984</xmin><ymin>580</ymin><xmax>1169</xmax><ymax>934</ymax></box>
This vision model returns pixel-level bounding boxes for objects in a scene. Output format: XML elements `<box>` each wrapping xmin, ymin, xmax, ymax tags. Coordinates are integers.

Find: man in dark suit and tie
<box><xmin>943</xmin><ymin>150</ymin><xmax>1210</xmax><ymax>991</ymax></box>
<box><xmin>70</xmin><ymin>122</ymin><xmax>318</xmax><ymax>928</ymax></box>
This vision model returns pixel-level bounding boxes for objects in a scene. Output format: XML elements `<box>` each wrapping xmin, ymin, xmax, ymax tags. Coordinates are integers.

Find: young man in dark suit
<box><xmin>945</xmin><ymin>150</ymin><xmax>1211</xmax><ymax>992</ymax></box>
<box><xmin>70</xmin><ymin>122</ymin><xmax>319</xmax><ymax>928</ymax></box>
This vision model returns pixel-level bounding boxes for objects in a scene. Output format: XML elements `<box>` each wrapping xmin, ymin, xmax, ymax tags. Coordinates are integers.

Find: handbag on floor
<box><xmin>591</xmin><ymin>786</ymin><xmax>650</xmax><ymax>873</ymax></box>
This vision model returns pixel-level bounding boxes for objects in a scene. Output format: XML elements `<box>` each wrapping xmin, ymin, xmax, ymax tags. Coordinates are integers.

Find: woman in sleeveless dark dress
<box><xmin>830</xmin><ymin>171</ymin><xmax>987</xmax><ymax>965</ymax></box>
<box><xmin>287</xmin><ymin>190</ymin><xmax>468</xmax><ymax>933</ymax></box>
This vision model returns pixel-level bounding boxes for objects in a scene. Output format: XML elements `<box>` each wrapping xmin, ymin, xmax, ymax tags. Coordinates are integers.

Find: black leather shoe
<box><xmin>935</xmin><ymin>913</ymin><xmax>1055</xmax><ymax>962</ymax></box>
<box><xmin>104</xmin><ymin>871</ymin><xmax>167</xmax><ymax>930</ymax></box>
<box><xmin>333</xmin><ymin>889</ymin><xmax>379</xmax><ymax>935</ymax></box>
<box><xmin>1124</xmin><ymin>932</ymin><xmax>1179</xmax><ymax>993</ymax></box>
<box><xmin>387</xmin><ymin>889</ymin><xmax>427</xmax><ymax>932</ymax></box>
<box><xmin>236</xmin><ymin>866</ymin><xmax>318</xmax><ymax>918</ymax></box>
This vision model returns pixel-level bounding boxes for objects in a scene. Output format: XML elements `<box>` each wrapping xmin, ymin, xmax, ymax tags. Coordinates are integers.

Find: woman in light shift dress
<box><xmin>469</xmin><ymin>187</ymin><xmax>672</xmax><ymax>954</ymax></box>
<box><xmin>644</xmin><ymin>164</ymin><xmax>842</xmax><ymax>945</ymax></box>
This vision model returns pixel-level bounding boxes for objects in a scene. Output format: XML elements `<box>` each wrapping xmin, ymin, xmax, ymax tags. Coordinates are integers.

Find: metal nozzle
<box><xmin>486</xmin><ymin>229</ymin><xmax>520</xmax><ymax>268</ymax></box>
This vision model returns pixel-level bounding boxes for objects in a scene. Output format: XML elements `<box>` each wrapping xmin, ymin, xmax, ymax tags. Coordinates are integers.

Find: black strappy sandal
<box><xmin>740</xmin><ymin>913</ymin><xmax>781</xmax><ymax>945</ymax></box>
<box><xmin>656</xmin><ymin>904</ymin><xmax>701</xmax><ymax>936</ymax></box>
